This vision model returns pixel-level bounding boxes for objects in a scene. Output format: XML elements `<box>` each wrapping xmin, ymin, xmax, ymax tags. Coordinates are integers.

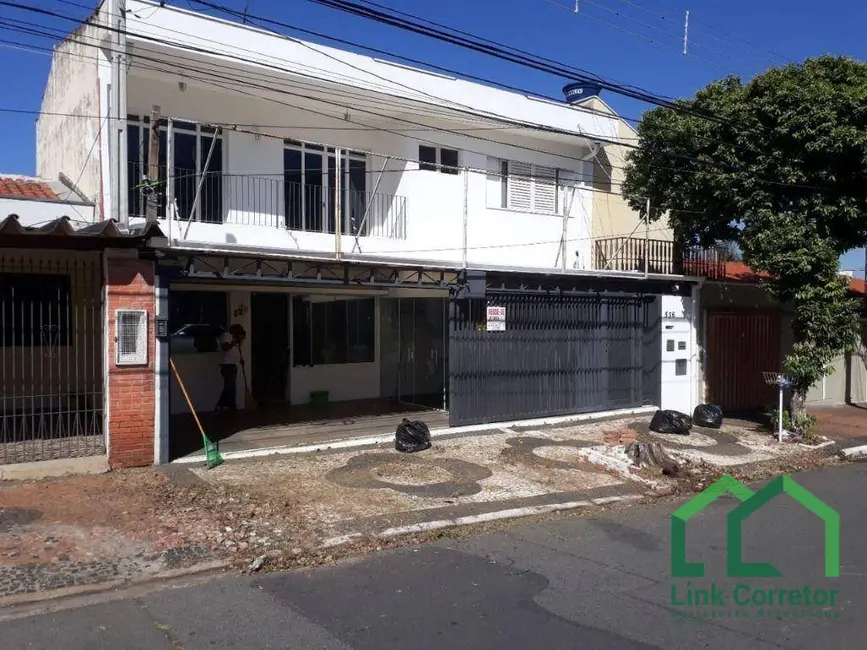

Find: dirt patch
<box><xmin>0</xmin><ymin>508</ymin><xmax>42</xmax><ymax>533</ymax></box>
<box><xmin>370</xmin><ymin>463</ymin><xmax>456</xmax><ymax>485</ymax></box>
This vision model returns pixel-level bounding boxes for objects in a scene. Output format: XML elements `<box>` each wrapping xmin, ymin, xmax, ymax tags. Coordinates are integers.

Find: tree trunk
<box><xmin>625</xmin><ymin>442</ymin><xmax>681</xmax><ymax>477</ymax></box>
<box><xmin>790</xmin><ymin>389</ymin><xmax>807</xmax><ymax>418</ymax></box>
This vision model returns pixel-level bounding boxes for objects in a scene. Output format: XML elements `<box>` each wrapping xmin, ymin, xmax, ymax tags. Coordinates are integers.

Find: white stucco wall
<box><xmin>127</xmin><ymin>73</ymin><xmax>595</xmax><ymax>270</ymax></box>
<box><xmin>0</xmin><ymin>197</ymin><xmax>95</xmax><ymax>226</ymax></box>
<box><xmin>36</xmin><ymin>21</ymin><xmax>107</xmax><ymax>215</ymax></box>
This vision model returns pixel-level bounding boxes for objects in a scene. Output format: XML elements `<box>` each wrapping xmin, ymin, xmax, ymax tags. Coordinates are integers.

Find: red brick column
<box><xmin>105</xmin><ymin>256</ymin><xmax>156</xmax><ymax>469</ymax></box>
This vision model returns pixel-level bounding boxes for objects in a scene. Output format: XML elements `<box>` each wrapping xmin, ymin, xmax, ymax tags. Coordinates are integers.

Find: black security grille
<box><xmin>0</xmin><ymin>254</ymin><xmax>104</xmax><ymax>464</ymax></box>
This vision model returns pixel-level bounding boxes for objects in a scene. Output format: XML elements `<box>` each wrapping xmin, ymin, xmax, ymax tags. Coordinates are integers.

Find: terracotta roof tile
<box><xmin>0</xmin><ymin>177</ymin><xmax>59</xmax><ymax>201</ymax></box>
<box><xmin>703</xmin><ymin>260</ymin><xmax>867</xmax><ymax>297</ymax></box>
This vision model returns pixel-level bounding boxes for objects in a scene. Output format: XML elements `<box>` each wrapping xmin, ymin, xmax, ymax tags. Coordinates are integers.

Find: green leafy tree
<box><xmin>622</xmin><ymin>56</ymin><xmax>867</xmax><ymax>416</ymax></box>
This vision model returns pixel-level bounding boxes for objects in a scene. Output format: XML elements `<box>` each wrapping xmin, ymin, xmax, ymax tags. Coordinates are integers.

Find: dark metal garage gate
<box><xmin>448</xmin><ymin>292</ymin><xmax>652</xmax><ymax>426</ymax></box>
<box><xmin>705</xmin><ymin>310</ymin><xmax>781</xmax><ymax>412</ymax></box>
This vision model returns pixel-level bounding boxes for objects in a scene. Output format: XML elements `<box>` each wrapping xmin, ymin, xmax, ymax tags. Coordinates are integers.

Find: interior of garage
<box><xmin>166</xmin><ymin>284</ymin><xmax>449</xmax><ymax>460</ymax></box>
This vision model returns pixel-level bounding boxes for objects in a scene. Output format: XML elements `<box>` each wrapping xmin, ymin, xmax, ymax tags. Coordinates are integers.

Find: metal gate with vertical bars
<box><xmin>706</xmin><ymin>310</ymin><xmax>781</xmax><ymax>412</ymax></box>
<box><xmin>0</xmin><ymin>253</ymin><xmax>105</xmax><ymax>464</ymax></box>
<box><xmin>448</xmin><ymin>292</ymin><xmax>649</xmax><ymax>426</ymax></box>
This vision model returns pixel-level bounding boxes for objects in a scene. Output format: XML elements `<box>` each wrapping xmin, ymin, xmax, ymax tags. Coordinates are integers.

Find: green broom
<box><xmin>170</xmin><ymin>358</ymin><xmax>224</xmax><ymax>469</ymax></box>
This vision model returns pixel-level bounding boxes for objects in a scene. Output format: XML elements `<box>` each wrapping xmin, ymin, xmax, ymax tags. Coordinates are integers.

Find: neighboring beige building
<box><xmin>576</xmin><ymin>96</ymin><xmax>675</xmax><ymax>273</ymax></box>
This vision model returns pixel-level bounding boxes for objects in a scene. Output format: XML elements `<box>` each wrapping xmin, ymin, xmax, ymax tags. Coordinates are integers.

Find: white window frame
<box><xmin>418</xmin><ymin>145</ymin><xmax>460</xmax><ymax>174</ymax></box>
<box><xmin>487</xmin><ymin>157</ymin><xmax>575</xmax><ymax>216</ymax></box>
<box><xmin>283</xmin><ymin>140</ymin><xmax>368</xmax><ymax>233</ymax></box>
<box><xmin>126</xmin><ymin>115</ymin><xmax>224</xmax><ymax>222</ymax></box>
<box><xmin>115</xmin><ymin>309</ymin><xmax>148</xmax><ymax>366</ymax></box>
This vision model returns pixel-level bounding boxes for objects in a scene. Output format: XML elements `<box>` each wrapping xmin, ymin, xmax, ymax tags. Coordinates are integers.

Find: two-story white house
<box><xmin>34</xmin><ymin>0</ymin><xmax>701</xmax><ymax>466</ymax></box>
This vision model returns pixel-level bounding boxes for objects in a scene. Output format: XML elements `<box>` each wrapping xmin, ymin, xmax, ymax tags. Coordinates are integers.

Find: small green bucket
<box><xmin>309</xmin><ymin>390</ymin><xmax>330</xmax><ymax>406</ymax></box>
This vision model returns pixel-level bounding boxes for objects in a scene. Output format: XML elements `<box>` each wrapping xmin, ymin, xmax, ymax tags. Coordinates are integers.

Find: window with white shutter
<box><xmin>533</xmin><ymin>165</ymin><xmax>557</xmax><ymax>213</ymax></box>
<box><xmin>507</xmin><ymin>161</ymin><xmax>532</xmax><ymax>211</ymax></box>
<box><xmin>487</xmin><ymin>159</ymin><xmax>571</xmax><ymax>214</ymax></box>
<box><xmin>116</xmin><ymin>309</ymin><xmax>148</xmax><ymax>366</ymax></box>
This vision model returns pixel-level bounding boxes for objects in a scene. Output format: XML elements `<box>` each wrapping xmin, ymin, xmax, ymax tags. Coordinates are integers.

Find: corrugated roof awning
<box><xmin>0</xmin><ymin>215</ymin><xmax>167</xmax><ymax>250</ymax></box>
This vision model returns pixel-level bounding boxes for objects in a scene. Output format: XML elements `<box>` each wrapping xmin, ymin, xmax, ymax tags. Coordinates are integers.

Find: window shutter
<box><xmin>532</xmin><ymin>165</ymin><xmax>557</xmax><ymax>213</ymax></box>
<box><xmin>558</xmin><ymin>169</ymin><xmax>581</xmax><ymax>216</ymax></box>
<box><xmin>116</xmin><ymin>309</ymin><xmax>148</xmax><ymax>366</ymax></box>
<box><xmin>486</xmin><ymin>157</ymin><xmax>503</xmax><ymax>208</ymax></box>
<box><xmin>508</xmin><ymin>161</ymin><xmax>532</xmax><ymax>211</ymax></box>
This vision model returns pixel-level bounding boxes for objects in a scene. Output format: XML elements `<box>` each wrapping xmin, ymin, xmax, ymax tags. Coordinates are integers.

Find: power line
<box><xmin>304</xmin><ymin>0</ymin><xmax>727</xmax><ymax>116</ymax></box>
<box><xmin>0</xmin><ymin>4</ymin><xmax>838</xmax><ymax>194</ymax></box>
<box><xmin>0</xmin><ymin>16</ymin><xmax>720</xmax><ymax>179</ymax></box>
<box><xmin>134</xmin><ymin>0</ymin><xmax>791</xmax><ymax>162</ymax></box>
<box><xmin>545</xmin><ymin>0</ymin><xmax>748</xmax><ymax>73</ymax></box>
<box><xmin>619</xmin><ymin>0</ymin><xmax>794</xmax><ymax>66</ymax></box>
<box><xmin>53</xmin><ymin>0</ymin><xmax>650</xmax><ymax>127</ymax></box>
<box><xmin>606</xmin><ymin>0</ymin><xmax>793</xmax><ymax>66</ymax></box>
<box><xmin>0</xmin><ymin>11</ymin><xmax>838</xmax><ymax>197</ymax></box>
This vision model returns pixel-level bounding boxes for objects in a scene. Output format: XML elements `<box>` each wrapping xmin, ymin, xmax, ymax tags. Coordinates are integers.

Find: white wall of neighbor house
<box><xmin>805</xmin><ymin>321</ymin><xmax>867</xmax><ymax>406</ymax></box>
<box><xmin>125</xmin><ymin>71</ymin><xmax>596</xmax><ymax>270</ymax></box>
<box><xmin>0</xmin><ymin>198</ymin><xmax>96</xmax><ymax>226</ymax></box>
<box><xmin>36</xmin><ymin>20</ymin><xmax>109</xmax><ymax>215</ymax></box>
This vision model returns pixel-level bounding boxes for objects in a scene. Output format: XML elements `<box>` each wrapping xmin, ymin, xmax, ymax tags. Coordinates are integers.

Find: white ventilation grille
<box><xmin>116</xmin><ymin>309</ymin><xmax>148</xmax><ymax>366</ymax></box>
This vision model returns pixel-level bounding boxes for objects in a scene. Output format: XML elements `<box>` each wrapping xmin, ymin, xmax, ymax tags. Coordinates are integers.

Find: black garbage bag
<box><xmin>693</xmin><ymin>404</ymin><xmax>723</xmax><ymax>429</ymax></box>
<box><xmin>395</xmin><ymin>418</ymin><xmax>432</xmax><ymax>453</ymax></box>
<box><xmin>649</xmin><ymin>409</ymin><xmax>692</xmax><ymax>435</ymax></box>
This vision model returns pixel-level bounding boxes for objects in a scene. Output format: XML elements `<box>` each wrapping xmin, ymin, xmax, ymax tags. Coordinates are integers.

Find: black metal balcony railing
<box><xmin>128</xmin><ymin>164</ymin><xmax>407</xmax><ymax>239</ymax></box>
<box><xmin>593</xmin><ymin>236</ymin><xmax>727</xmax><ymax>277</ymax></box>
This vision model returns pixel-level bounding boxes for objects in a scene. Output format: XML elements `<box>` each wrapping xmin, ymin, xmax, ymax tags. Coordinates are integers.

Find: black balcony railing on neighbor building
<box><xmin>128</xmin><ymin>165</ymin><xmax>407</xmax><ymax>239</ymax></box>
<box><xmin>593</xmin><ymin>236</ymin><xmax>727</xmax><ymax>277</ymax></box>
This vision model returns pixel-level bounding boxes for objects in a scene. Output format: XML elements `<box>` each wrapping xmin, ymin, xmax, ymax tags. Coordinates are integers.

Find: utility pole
<box><xmin>462</xmin><ymin>167</ymin><xmax>469</xmax><ymax>268</ymax></box>
<box><xmin>644</xmin><ymin>197</ymin><xmax>650</xmax><ymax>278</ymax></box>
<box><xmin>107</xmin><ymin>0</ymin><xmax>129</xmax><ymax>229</ymax></box>
<box><xmin>334</xmin><ymin>148</ymin><xmax>342</xmax><ymax>260</ymax></box>
<box><xmin>146</xmin><ymin>105</ymin><xmax>161</xmax><ymax>223</ymax></box>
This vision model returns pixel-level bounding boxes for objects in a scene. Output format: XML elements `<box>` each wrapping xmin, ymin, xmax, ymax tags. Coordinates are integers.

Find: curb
<box><xmin>173</xmin><ymin>405</ymin><xmax>658</xmax><ymax>465</ymax></box>
<box><xmin>319</xmin><ymin>493</ymin><xmax>647</xmax><ymax>549</ymax></box>
<box><xmin>0</xmin><ymin>560</ymin><xmax>229</xmax><ymax>619</ymax></box>
<box><xmin>839</xmin><ymin>443</ymin><xmax>867</xmax><ymax>459</ymax></box>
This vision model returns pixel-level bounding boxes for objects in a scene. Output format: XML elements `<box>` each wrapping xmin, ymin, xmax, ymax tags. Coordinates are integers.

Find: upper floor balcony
<box><xmin>128</xmin><ymin>163</ymin><xmax>407</xmax><ymax>241</ymax></box>
<box><xmin>593</xmin><ymin>236</ymin><xmax>727</xmax><ymax>278</ymax></box>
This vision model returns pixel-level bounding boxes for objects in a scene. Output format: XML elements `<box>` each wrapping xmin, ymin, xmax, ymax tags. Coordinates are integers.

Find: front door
<box><xmin>251</xmin><ymin>293</ymin><xmax>290</xmax><ymax>403</ymax></box>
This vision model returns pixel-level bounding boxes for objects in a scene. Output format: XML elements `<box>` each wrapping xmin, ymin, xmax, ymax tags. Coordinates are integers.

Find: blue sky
<box><xmin>1</xmin><ymin>0</ymin><xmax>865</xmax><ymax>273</ymax></box>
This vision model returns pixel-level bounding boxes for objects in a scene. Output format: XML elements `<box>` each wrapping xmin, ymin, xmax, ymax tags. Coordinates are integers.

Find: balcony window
<box><xmin>126</xmin><ymin>117</ymin><xmax>223</xmax><ymax>223</ymax></box>
<box><xmin>283</xmin><ymin>140</ymin><xmax>368</xmax><ymax>235</ymax></box>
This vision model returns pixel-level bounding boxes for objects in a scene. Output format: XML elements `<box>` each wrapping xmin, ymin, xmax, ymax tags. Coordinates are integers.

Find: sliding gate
<box><xmin>0</xmin><ymin>253</ymin><xmax>105</xmax><ymax>464</ymax></box>
<box><xmin>449</xmin><ymin>292</ymin><xmax>649</xmax><ymax>426</ymax></box>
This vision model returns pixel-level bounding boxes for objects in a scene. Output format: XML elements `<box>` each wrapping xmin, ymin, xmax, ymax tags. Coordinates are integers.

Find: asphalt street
<box><xmin>2</xmin><ymin>462</ymin><xmax>865</xmax><ymax>649</ymax></box>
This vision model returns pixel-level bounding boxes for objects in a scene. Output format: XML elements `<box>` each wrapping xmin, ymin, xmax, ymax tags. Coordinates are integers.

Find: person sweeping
<box><xmin>216</xmin><ymin>323</ymin><xmax>246</xmax><ymax>411</ymax></box>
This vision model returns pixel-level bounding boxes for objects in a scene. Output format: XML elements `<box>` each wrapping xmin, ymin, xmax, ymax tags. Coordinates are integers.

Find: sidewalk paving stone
<box><xmin>0</xmin><ymin>409</ymin><xmax>847</xmax><ymax>603</ymax></box>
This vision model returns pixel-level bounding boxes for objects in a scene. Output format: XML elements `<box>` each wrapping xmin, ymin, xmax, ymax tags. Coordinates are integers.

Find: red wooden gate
<box><xmin>706</xmin><ymin>311</ymin><xmax>781</xmax><ymax>412</ymax></box>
